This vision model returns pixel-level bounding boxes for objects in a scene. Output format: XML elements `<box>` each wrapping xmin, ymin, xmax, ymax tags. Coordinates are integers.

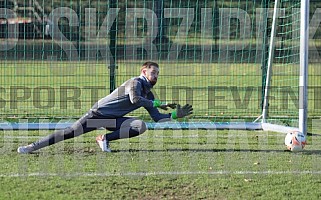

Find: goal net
<box><xmin>0</xmin><ymin>0</ymin><xmax>311</xmax><ymax>133</ymax></box>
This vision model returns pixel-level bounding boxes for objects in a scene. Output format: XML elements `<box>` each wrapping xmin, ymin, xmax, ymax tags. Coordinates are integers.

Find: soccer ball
<box><xmin>284</xmin><ymin>131</ymin><xmax>307</xmax><ymax>152</ymax></box>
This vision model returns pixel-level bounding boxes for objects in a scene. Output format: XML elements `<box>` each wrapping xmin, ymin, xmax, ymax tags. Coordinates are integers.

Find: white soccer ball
<box><xmin>284</xmin><ymin>131</ymin><xmax>307</xmax><ymax>152</ymax></box>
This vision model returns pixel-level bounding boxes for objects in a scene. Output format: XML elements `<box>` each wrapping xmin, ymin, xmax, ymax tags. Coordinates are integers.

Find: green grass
<box><xmin>1</xmin><ymin>129</ymin><xmax>321</xmax><ymax>199</ymax></box>
<box><xmin>0</xmin><ymin>58</ymin><xmax>320</xmax><ymax>199</ymax></box>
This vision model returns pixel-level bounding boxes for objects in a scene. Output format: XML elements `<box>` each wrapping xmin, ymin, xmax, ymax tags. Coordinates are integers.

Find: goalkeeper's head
<box><xmin>140</xmin><ymin>61</ymin><xmax>159</xmax><ymax>86</ymax></box>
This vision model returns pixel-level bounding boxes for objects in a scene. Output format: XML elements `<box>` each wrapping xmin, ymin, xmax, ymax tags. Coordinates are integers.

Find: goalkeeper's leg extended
<box><xmin>18</xmin><ymin>113</ymin><xmax>147</xmax><ymax>153</ymax></box>
<box><xmin>17</xmin><ymin>111</ymin><xmax>110</xmax><ymax>153</ymax></box>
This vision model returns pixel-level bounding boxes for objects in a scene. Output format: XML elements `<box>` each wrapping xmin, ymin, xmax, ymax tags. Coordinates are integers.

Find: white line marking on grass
<box><xmin>1</xmin><ymin>171</ymin><xmax>321</xmax><ymax>177</ymax></box>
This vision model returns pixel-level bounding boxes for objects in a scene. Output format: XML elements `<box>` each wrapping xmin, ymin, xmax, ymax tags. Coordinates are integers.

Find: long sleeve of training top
<box><xmin>91</xmin><ymin>75</ymin><xmax>171</xmax><ymax>122</ymax></box>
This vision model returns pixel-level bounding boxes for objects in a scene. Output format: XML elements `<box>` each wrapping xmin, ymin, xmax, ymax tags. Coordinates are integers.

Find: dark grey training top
<box><xmin>91</xmin><ymin>75</ymin><xmax>171</xmax><ymax>122</ymax></box>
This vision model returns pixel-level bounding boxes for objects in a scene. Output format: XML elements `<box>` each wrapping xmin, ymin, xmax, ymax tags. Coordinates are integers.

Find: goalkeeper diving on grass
<box><xmin>17</xmin><ymin>61</ymin><xmax>193</xmax><ymax>153</ymax></box>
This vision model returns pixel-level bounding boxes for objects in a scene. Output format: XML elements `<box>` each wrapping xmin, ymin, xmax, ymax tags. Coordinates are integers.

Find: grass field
<box><xmin>0</xmin><ymin>60</ymin><xmax>320</xmax><ymax>199</ymax></box>
<box><xmin>1</xmin><ymin>127</ymin><xmax>321</xmax><ymax>199</ymax></box>
<box><xmin>1</xmin><ymin>59</ymin><xmax>321</xmax><ymax>199</ymax></box>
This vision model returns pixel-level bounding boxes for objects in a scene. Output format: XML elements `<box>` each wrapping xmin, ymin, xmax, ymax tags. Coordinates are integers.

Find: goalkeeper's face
<box><xmin>143</xmin><ymin>65</ymin><xmax>159</xmax><ymax>86</ymax></box>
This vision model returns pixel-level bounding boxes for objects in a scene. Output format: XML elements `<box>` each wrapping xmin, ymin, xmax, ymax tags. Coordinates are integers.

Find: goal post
<box><xmin>299</xmin><ymin>0</ymin><xmax>309</xmax><ymax>135</ymax></box>
<box><xmin>260</xmin><ymin>0</ymin><xmax>309</xmax><ymax>134</ymax></box>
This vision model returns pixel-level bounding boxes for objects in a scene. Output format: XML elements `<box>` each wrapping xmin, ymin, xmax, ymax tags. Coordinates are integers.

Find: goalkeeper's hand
<box><xmin>171</xmin><ymin>104</ymin><xmax>193</xmax><ymax>119</ymax></box>
<box><xmin>153</xmin><ymin>100</ymin><xmax>177</xmax><ymax>110</ymax></box>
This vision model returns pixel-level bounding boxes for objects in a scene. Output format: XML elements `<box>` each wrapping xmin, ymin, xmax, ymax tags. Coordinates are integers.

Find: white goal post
<box><xmin>260</xmin><ymin>0</ymin><xmax>309</xmax><ymax>134</ymax></box>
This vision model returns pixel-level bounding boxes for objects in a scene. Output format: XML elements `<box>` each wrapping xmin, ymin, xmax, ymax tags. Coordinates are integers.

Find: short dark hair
<box><xmin>141</xmin><ymin>61</ymin><xmax>159</xmax><ymax>71</ymax></box>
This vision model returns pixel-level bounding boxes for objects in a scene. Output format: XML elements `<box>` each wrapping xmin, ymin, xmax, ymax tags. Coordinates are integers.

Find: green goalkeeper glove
<box><xmin>171</xmin><ymin>104</ymin><xmax>193</xmax><ymax>119</ymax></box>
